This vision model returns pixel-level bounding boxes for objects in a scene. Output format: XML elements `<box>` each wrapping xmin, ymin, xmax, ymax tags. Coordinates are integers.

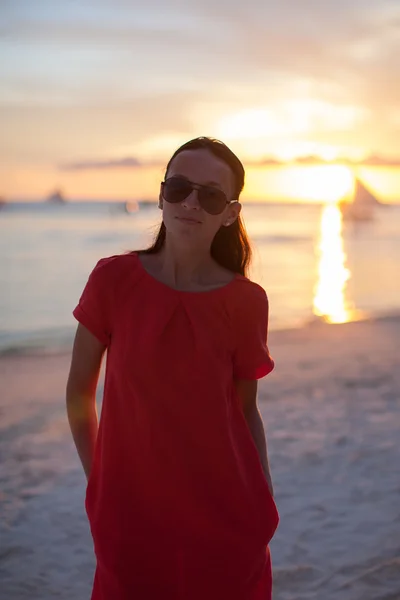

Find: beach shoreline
<box><xmin>1</xmin><ymin>316</ymin><xmax>399</xmax><ymax>599</ymax></box>
<box><xmin>2</xmin><ymin>308</ymin><xmax>400</xmax><ymax>359</ymax></box>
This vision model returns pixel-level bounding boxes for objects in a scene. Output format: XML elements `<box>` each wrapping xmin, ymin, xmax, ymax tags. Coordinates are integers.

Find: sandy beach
<box><xmin>1</xmin><ymin>316</ymin><xmax>399</xmax><ymax>600</ymax></box>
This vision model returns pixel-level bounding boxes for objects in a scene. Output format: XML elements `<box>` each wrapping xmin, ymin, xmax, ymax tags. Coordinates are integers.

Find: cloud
<box><xmin>256</xmin><ymin>157</ymin><xmax>283</xmax><ymax>166</ymax></box>
<box><xmin>293</xmin><ymin>156</ymin><xmax>327</xmax><ymax>165</ymax></box>
<box><xmin>3</xmin><ymin>2</ymin><xmax>400</xmax><ymax>113</ymax></box>
<box><xmin>0</xmin><ymin>89</ymin><xmax>208</xmax><ymax>164</ymax></box>
<box><xmin>60</xmin><ymin>154</ymin><xmax>282</xmax><ymax>171</ymax></box>
<box><xmin>59</xmin><ymin>152</ymin><xmax>400</xmax><ymax>171</ymax></box>
<box><xmin>60</xmin><ymin>157</ymin><xmax>143</xmax><ymax>170</ymax></box>
<box><xmin>187</xmin><ymin>0</ymin><xmax>400</xmax><ymax>114</ymax></box>
<box><xmin>2</xmin><ymin>0</ymin><xmax>400</xmax><ymax>165</ymax></box>
<box><xmin>0</xmin><ymin>20</ymin><xmax>201</xmax><ymax>49</ymax></box>
<box><xmin>289</xmin><ymin>155</ymin><xmax>400</xmax><ymax>166</ymax></box>
<box><xmin>359</xmin><ymin>155</ymin><xmax>400</xmax><ymax>166</ymax></box>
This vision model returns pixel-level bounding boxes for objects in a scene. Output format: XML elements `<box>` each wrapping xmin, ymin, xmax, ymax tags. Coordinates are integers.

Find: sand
<box><xmin>1</xmin><ymin>316</ymin><xmax>399</xmax><ymax>600</ymax></box>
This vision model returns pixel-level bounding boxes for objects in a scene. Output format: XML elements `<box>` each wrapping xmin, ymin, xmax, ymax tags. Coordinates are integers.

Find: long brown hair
<box><xmin>139</xmin><ymin>137</ymin><xmax>252</xmax><ymax>276</ymax></box>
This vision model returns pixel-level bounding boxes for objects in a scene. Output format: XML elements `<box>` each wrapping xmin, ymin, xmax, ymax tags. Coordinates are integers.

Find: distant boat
<box><xmin>123</xmin><ymin>200</ymin><xmax>154</xmax><ymax>214</ymax></box>
<box><xmin>0</xmin><ymin>196</ymin><xmax>6</xmax><ymax>209</ymax></box>
<box><xmin>339</xmin><ymin>178</ymin><xmax>381</xmax><ymax>221</ymax></box>
<box><xmin>138</xmin><ymin>199</ymin><xmax>155</xmax><ymax>210</ymax></box>
<box><xmin>124</xmin><ymin>200</ymin><xmax>139</xmax><ymax>214</ymax></box>
<box><xmin>47</xmin><ymin>189</ymin><xmax>66</xmax><ymax>204</ymax></box>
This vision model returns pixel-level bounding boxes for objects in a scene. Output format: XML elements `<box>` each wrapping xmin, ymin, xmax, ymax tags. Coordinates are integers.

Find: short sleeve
<box><xmin>232</xmin><ymin>285</ymin><xmax>274</xmax><ymax>380</ymax></box>
<box><xmin>73</xmin><ymin>258</ymin><xmax>113</xmax><ymax>346</ymax></box>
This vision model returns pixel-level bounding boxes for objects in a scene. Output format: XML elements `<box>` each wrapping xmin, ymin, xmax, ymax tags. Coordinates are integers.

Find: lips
<box><xmin>176</xmin><ymin>216</ymin><xmax>201</xmax><ymax>224</ymax></box>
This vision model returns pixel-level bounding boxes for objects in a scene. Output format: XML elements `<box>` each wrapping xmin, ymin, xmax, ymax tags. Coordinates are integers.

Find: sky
<box><xmin>1</xmin><ymin>0</ymin><xmax>400</xmax><ymax>202</ymax></box>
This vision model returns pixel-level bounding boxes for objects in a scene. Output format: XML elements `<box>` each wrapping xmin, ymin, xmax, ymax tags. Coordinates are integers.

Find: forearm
<box><xmin>244</xmin><ymin>405</ymin><xmax>274</xmax><ymax>497</ymax></box>
<box><xmin>66</xmin><ymin>393</ymin><xmax>98</xmax><ymax>480</ymax></box>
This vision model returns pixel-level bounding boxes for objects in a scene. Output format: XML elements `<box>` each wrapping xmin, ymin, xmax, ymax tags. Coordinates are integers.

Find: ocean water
<box><xmin>1</xmin><ymin>200</ymin><xmax>400</xmax><ymax>353</ymax></box>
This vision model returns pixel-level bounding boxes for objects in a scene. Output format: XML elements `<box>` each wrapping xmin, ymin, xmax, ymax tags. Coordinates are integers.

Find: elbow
<box><xmin>242</xmin><ymin>394</ymin><xmax>259</xmax><ymax>419</ymax></box>
<box><xmin>66</xmin><ymin>377</ymin><xmax>96</xmax><ymax>421</ymax></box>
<box><xmin>66</xmin><ymin>366</ymin><xmax>98</xmax><ymax>405</ymax></box>
<box><xmin>243</xmin><ymin>401</ymin><xmax>262</xmax><ymax>426</ymax></box>
<box><xmin>66</xmin><ymin>377</ymin><xmax>83</xmax><ymax>407</ymax></box>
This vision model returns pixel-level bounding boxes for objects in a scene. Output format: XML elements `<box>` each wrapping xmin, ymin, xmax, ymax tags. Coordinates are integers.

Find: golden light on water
<box><xmin>313</xmin><ymin>203</ymin><xmax>353</xmax><ymax>324</ymax></box>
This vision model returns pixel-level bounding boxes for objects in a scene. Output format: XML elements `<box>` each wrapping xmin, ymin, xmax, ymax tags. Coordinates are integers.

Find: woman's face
<box><xmin>159</xmin><ymin>149</ymin><xmax>241</xmax><ymax>245</ymax></box>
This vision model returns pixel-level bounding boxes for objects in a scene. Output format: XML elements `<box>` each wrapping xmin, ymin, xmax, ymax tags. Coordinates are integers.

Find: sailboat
<box><xmin>339</xmin><ymin>178</ymin><xmax>381</xmax><ymax>221</ymax></box>
<box><xmin>46</xmin><ymin>188</ymin><xmax>66</xmax><ymax>204</ymax></box>
<box><xmin>124</xmin><ymin>200</ymin><xmax>139</xmax><ymax>214</ymax></box>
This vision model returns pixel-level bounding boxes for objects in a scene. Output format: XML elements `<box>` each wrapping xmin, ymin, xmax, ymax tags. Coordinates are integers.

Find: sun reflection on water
<box><xmin>313</xmin><ymin>203</ymin><xmax>354</xmax><ymax>323</ymax></box>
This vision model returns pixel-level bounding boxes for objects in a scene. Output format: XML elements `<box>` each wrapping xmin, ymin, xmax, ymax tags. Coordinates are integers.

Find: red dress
<box><xmin>73</xmin><ymin>252</ymin><xmax>279</xmax><ymax>600</ymax></box>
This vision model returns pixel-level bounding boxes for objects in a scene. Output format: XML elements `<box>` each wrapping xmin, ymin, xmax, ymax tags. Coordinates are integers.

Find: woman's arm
<box><xmin>234</xmin><ymin>379</ymin><xmax>274</xmax><ymax>497</ymax></box>
<box><xmin>66</xmin><ymin>323</ymin><xmax>106</xmax><ymax>480</ymax></box>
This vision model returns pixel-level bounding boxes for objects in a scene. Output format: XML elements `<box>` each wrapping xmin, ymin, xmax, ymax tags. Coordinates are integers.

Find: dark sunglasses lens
<box><xmin>163</xmin><ymin>178</ymin><xmax>228</xmax><ymax>215</ymax></box>
<box><xmin>163</xmin><ymin>179</ymin><xmax>192</xmax><ymax>203</ymax></box>
<box><xmin>198</xmin><ymin>188</ymin><xmax>227</xmax><ymax>215</ymax></box>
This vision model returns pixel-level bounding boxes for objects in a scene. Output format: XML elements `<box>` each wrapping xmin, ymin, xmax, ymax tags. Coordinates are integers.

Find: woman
<box><xmin>66</xmin><ymin>137</ymin><xmax>279</xmax><ymax>599</ymax></box>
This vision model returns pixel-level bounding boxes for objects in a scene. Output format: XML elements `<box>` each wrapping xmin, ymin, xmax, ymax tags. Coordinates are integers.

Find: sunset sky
<box><xmin>1</xmin><ymin>0</ymin><xmax>400</xmax><ymax>202</ymax></box>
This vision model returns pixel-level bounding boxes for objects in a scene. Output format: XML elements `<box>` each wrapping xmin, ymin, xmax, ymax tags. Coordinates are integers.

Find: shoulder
<box><xmin>233</xmin><ymin>275</ymin><xmax>269</xmax><ymax>307</ymax></box>
<box><xmin>91</xmin><ymin>252</ymin><xmax>139</xmax><ymax>285</ymax></box>
<box><xmin>222</xmin><ymin>276</ymin><xmax>270</xmax><ymax>328</ymax></box>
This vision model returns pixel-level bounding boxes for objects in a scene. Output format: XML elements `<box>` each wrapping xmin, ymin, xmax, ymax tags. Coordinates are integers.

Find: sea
<box><xmin>1</xmin><ymin>200</ymin><xmax>400</xmax><ymax>355</ymax></box>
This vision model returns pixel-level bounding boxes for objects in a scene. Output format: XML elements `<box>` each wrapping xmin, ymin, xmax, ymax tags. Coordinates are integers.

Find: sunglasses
<box><xmin>161</xmin><ymin>177</ymin><xmax>237</xmax><ymax>215</ymax></box>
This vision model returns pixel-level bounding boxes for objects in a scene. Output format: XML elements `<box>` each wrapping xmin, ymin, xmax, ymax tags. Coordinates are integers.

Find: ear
<box><xmin>223</xmin><ymin>202</ymin><xmax>241</xmax><ymax>226</ymax></box>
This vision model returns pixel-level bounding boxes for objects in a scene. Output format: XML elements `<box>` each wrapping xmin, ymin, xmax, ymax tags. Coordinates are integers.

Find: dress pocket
<box><xmin>259</xmin><ymin>483</ymin><xmax>279</xmax><ymax>544</ymax></box>
<box><xmin>85</xmin><ymin>466</ymin><xmax>98</xmax><ymax>524</ymax></box>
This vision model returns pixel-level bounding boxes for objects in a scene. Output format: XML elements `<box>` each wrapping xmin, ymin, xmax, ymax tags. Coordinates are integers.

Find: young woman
<box><xmin>66</xmin><ymin>137</ymin><xmax>279</xmax><ymax>600</ymax></box>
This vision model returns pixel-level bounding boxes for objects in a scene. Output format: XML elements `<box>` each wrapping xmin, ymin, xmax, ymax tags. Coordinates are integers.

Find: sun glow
<box><xmin>245</xmin><ymin>165</ymin><xmax>354</xmax><ymax>203</ymax></box>
<box><xmin>313</xmin><ymin>204</ymin><xmax>354</xmax><ymax>323</ymax></box>
<box><xmin>217</xmin><ymin>109</ymin><xmax>290</xmax><ymax>138</ymax></box>
<box><xmin>295</xmin><ymin>165</ymin><xmax>354</xmax><ymax>203</ymax></box>
<box><xmin>217</xmin><ymin>101</ymin><xmax>366</xmax><ymax>141</ymax></box>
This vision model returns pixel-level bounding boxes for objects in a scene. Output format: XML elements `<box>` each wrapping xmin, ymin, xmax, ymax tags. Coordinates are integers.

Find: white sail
<box><xmin>47</xmin><ymin>189</ymin><xmax>66</xmax><ymax>203</ymax></box>
<box><xmin>353</xmin><ymin>179</ymin><xmax>380</xmax><ymax>206</ymax></box>
<box><xmin>340</xmin><ymin>178</ymin><xmax>380</xmax><ymax>221</ymax></box>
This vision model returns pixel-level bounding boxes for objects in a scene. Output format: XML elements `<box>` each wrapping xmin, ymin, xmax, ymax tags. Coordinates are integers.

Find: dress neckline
<box><xmin>133</xmin><ymin>252</ymin><xmax>240</xmax><ymax>296</ymax></box>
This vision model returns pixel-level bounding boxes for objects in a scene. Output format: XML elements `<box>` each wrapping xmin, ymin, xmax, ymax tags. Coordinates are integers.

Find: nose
<box><xmin>182</xmin><ymin>188</ymin><xmax>201</xmax><ymax>210</ymax></box>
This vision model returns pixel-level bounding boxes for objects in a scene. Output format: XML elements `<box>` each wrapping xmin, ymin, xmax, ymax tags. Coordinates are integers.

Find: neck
<box><xmin>157</xmin><ymin>235</ymin><xmax>214</xmax><ymax>287</ymax></box>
